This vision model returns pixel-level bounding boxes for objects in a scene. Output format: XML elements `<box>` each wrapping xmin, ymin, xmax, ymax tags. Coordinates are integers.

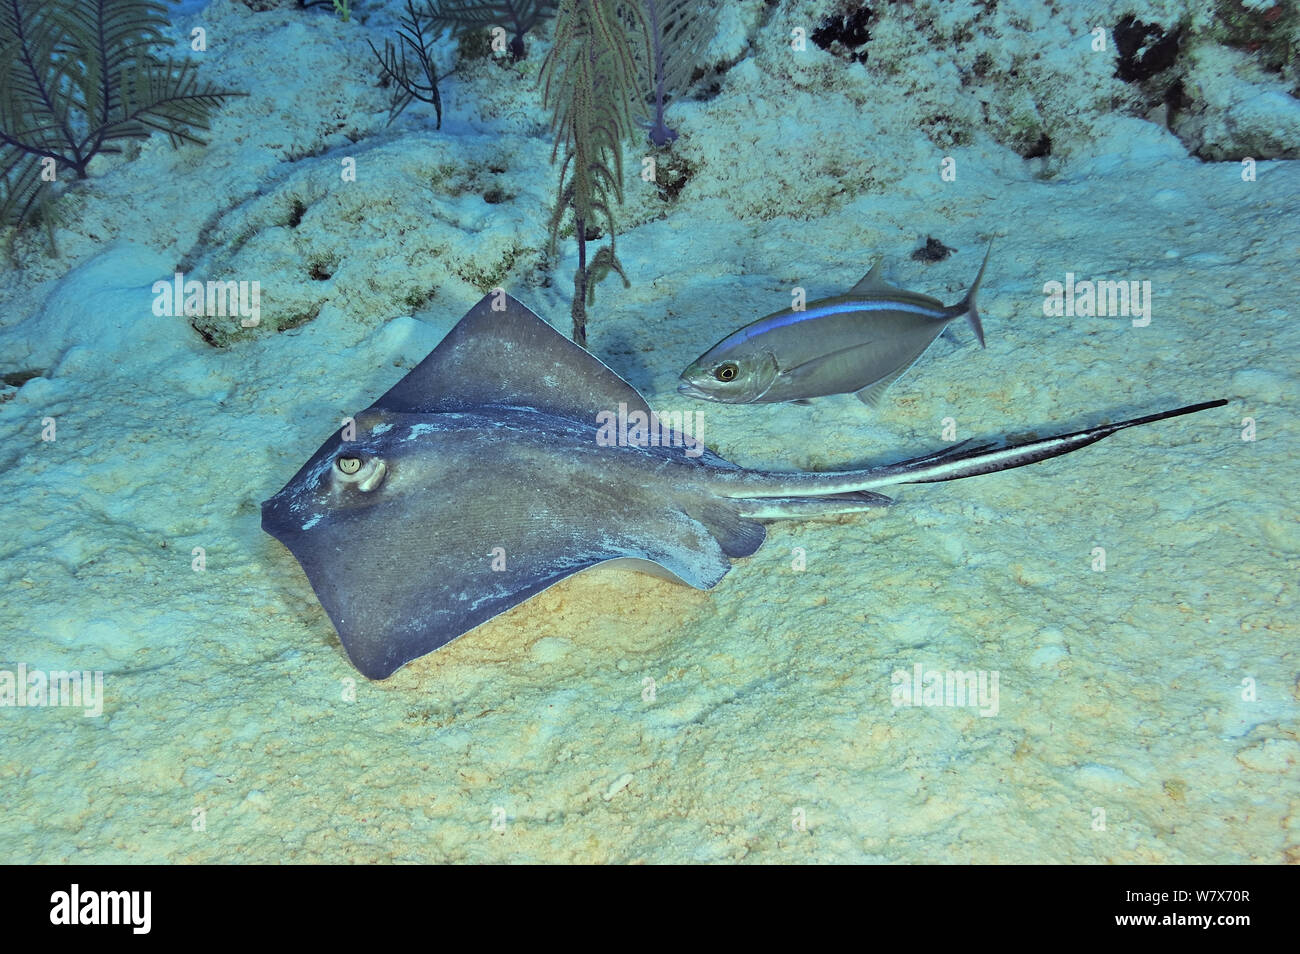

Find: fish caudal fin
<box><xmin>955</xmin><ymin>242</ymin><xmax>991</xmax><ymax>348</ymax></box>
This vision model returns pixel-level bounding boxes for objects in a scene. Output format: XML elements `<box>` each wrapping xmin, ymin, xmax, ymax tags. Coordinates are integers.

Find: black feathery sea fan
<box><xmin>0</xmin><ymin>0</ymin><xmax>237</xmax><ymax>232</ymax></box>
<box><xmin>370</xmin><ymin>0</ymin><xmax>445</xmax><ymax>126</ymax></box>
<box><xmin>426</xmin><ymin>0</ymin><xmax>559</xmax><ymax>61</ymax></box>
<box><xmin>633</xmin><ymin>0</ymin><xmax>714</xmax><ymax>147</ymax></box>
<box><xmin>541</xmin><ymin>0</ymin><xmax>647</xmax><ymax>349</ymax></box>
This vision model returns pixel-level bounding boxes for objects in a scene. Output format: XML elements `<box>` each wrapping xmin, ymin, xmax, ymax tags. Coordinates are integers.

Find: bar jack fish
<box><xmin>678</xmin><ymin>247</ymin><xmax>991</xmax><ymax>406</ymax></box>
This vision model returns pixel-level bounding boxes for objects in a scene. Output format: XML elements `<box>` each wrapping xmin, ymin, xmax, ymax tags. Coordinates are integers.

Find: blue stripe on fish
<box><xmin>734</xmin><ymin>298</ymin><xmax>952</xmax><ymax>344</ymax></box>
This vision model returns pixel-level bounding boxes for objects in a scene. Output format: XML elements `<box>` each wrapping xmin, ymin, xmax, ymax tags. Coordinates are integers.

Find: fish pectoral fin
<box><xmin>854</xmin><ymin>365</ymin><xmax>910</xmax><ymax>407</ymax></box>
<box><xmin>781</xmin><ymin>340</ymin><xmax>881</xmax><ymax>380</ymax></box>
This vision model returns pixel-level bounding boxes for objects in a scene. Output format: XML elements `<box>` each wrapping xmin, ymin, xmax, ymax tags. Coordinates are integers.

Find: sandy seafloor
<box><xmin>0</xmin><ymin>0</ymin><xmax>1296</xmax><ymax>863</ymax></box>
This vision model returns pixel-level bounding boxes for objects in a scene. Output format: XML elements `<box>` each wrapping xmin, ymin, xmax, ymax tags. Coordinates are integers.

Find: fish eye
<box><xmin>337</xmin><ymin>456</ymin><xmax>362</xmax><ymax>475</ymax></box>
<box><xmin>715</xmin><ymin>362</ymin><xmax>739</xmax><ymax>382</ymax></box>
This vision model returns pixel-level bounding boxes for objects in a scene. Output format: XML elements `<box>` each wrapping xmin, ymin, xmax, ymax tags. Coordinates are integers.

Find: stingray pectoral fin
<box><xmin>373</xmin><ymin>292</ymin><xmax>656</xmax><ymax>427</ymax></box>
<box><xmin>276</xmin><ymin>522</ymin><xmax>603</xmax><ymax>679</ymax></box>
<box><xmin>599</xmin><ymin>557</ymin><xmax>702</xmax><ymax>586</ymax></box>
<box><xmin>265</xmin><ymin>490</ymin><xmax>745</xmax><ymax>678</ymax></box>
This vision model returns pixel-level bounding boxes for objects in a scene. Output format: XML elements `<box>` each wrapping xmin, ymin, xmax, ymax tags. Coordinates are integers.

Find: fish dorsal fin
<box><xmin>850</xmin><ymin>259</ymin><xmax>945</xmax><ymax>309</ymax></box>
<box><xmin>851</xmin><ymin>259</ymin><xmax>897</xmax><ymax>295</ymax></box>
<box><xmin>372</xmin><ymin>293</ymin><xmax>653</xmax><ymax>423</ymax></box>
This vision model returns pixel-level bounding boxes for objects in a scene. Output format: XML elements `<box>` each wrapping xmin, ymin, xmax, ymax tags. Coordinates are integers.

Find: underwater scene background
<box><xmin>0</xmin><ymin>0</ymin><xmax>1296</xmax><ymax>863</ymax></box>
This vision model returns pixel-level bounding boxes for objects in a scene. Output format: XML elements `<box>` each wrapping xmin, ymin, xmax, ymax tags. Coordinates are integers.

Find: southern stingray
<box><xmin>261</xmin><ymin>292</ymin><xmax>1225</xmax><ymax>679</ymax></box>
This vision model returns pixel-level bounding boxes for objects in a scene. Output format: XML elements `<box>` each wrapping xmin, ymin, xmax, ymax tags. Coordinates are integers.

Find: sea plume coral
<box><xmin>0</xmin><ymin>0</ymin><xmax>237</xmax><ymax>235</ymax></box>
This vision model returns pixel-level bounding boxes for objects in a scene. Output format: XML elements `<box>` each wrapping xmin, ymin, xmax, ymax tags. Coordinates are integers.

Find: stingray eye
<box><xmin>334</xmin><ymin>455</ymin><xmax>387</xmax><ymax>492</ymax></box>
<box><xmin>715</xmin><ymin>362</ymin><xmax>739</xmax><ymax>382</ymax></box>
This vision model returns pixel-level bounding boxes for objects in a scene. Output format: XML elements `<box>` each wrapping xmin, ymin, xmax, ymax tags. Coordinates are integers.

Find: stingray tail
<box><xmin>720</xmin><ymin>400</ymin><xmax>1226</xmax><ymax>508</ymax></box>
<box><xmin>732</xmin><ymin>491</ymin><xmax>894</xmax><ymax>519</ymax></box>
